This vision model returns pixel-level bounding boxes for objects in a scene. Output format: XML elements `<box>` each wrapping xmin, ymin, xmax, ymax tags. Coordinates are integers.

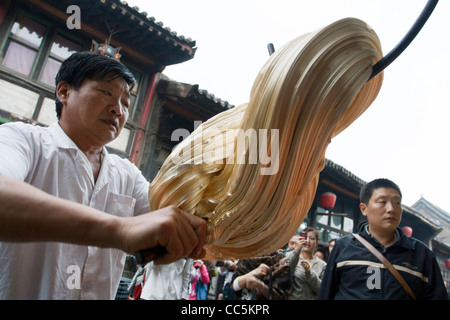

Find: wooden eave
<box><xmin>319</xmin><ymin>159</ymin><xmax>365</xmax><ymax>200</ymax></box>
<box><xmin>157</xmin><ymin>77</ymin><xmax>234</xmax><ymax>121</ymax></box>
<box><xmin>17</xmin><ymin>0</ymin><xmax>197</xmax><ymax>67</ymax></box>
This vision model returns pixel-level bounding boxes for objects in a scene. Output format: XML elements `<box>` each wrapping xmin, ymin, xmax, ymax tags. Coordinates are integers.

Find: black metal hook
<box><xmin>267</xmin><ymin>0</ymin><xmax>439</xmax><ymax>81</ymax></box>
<box><xmin>369</xmin><ymin>0</ymin><xmax>438</xmax><ymax>80</ymax></box>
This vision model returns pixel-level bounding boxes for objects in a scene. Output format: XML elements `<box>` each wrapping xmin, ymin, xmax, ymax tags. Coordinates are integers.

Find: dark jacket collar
<box><xmin>357</xmin><ymin>222</ymin><xmax>415</xmax><ymax>250</ymax></box>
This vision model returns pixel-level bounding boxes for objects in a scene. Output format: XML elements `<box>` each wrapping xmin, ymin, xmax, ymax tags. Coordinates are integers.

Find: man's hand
<box><xmin>0</xmin><ymin>176</ymin><xmax>207</xmax><ymax>265</ymax></box>
<box><xmin>118</xmin><ymin>206</ymin><xmax>207</xmax><ymax>265</ymax></box>
<box><xmin>250</xmin><ymin>263</ymin><xmax>270</xmax><ymax>277</ymax></box>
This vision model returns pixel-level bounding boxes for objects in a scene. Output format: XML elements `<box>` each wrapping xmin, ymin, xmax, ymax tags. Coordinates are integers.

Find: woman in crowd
<box><xmin>285</xmin><ymin>227</ymin><xmax>327</xmax><ymax>299</ymax></box>
<box><xmin>188</xmin><ymin>260</ymin><xmax>210</xmax><ymax>300</ymax></box>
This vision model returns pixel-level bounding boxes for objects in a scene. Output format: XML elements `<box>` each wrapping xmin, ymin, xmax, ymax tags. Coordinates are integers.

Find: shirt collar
<box><xmin>364</xmin><ymin>224</ymin><xmax>399</xmax><ymax>248</ymax></box>
<box><xmin>361</xmin><ymin>223</ymin><xmax>414</xmax><ymax>250</ymax></box>
<box><xmin>48</xmin><ymin>122</ymin><xmax>79</xmax><ymax>150</ymax></box>
<box><xmin>48</xmin><ymin>122</ymin><xmax>109</xmax><ymax>158</ymax></box>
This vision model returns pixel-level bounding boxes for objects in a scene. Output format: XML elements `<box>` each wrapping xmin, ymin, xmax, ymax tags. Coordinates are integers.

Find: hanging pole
<box><xmin>369</xmin><ymin>0</ymin><xmax>439</xmax><ymax>80</ymax></box>
<box><xmin>267</xmin><ymin>43</ymin><xmax>275</xmax><ymax>56</ymax></box>
<box><xmin>266</xmin><ymin>0</ymin><xmax>439</xmax><ymax>80</ymax></box>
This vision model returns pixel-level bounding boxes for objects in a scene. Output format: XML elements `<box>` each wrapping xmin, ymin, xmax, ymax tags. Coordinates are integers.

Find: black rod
<box><xmin>268</xmin><ymin>43</ymin><xmax>275</xmax><ymax>56</ymax></box>
<box><xmin>369</xmin><ymin>0</ymin><xmax>439</xmax><ymax>80</ymax></box>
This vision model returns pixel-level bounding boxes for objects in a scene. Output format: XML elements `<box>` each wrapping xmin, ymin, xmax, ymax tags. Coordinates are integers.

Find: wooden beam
<box><xmin>320</xmin><ymin>178</ymin><xmax>360</xmax><ymax>200</ymax></box>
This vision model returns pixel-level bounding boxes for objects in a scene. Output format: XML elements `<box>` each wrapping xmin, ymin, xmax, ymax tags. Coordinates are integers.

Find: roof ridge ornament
<box><xmin>90</xmin><ymin>20</ymin><xmax>122</xmax><ymax>60</ymax></box>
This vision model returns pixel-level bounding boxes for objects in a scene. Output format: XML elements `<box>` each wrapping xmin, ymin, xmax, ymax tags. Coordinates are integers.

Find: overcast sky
<box><xmin>127</xmin><ymin>0</ymin><xmax>450</xmax><ymax>213</ymax></box>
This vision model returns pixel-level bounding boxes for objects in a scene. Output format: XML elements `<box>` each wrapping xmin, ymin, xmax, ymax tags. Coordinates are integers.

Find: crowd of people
<box><xmin>121</xmin><ymin>228</ymin><xmax>337</xmax><ymax>300</ymax></box>
<box><xmin>121</xmin><ymin>179</ymin><xmax>448</xmax><ymax>301</ymax></box>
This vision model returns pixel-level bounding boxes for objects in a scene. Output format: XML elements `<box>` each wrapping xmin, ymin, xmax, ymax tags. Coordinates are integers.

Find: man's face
<box><xmin>58</xmin><ymin>75</ymin><xmax>131</xmax><ymax>148</ymax></box>
<box><xmin>360</xmin><ymin>187</ymin><xmax>403</xmax><ymax>233</ymax></box>
<box><xmin>288</xmin><ymin>235</ymin><xmax>300</xmax><ymax>250</ymax></box>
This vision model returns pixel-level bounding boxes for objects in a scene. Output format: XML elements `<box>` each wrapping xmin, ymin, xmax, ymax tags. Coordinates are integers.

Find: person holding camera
<box><xmin>285</xmin><ymin>227</ymin><xmax>327</xmax><ymax>300</ymax></box>
<box><xmin>231</xmin><ymin>253</ymin><xmax>292</xmax><ymax>300</ymax></box>
<box><xmin>188</xmin><ymin>260</ymin><xmax>210</xmax><ymax>300</ymax></box>
<box><xmin>216</xmin><ymin>260</ymin><xmax>238</xmax><ymax>299</ymax></box>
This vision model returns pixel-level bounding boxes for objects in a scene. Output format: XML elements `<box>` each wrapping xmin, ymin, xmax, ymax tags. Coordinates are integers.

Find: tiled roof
<box><xmin>324</xmin><ymin>159</ymin><xmax>366</xmax><ymax>187</ymax></box>
<box><xmin>118</xmin><ymin>1</ymin><xmax>196</xmax><ymax>49</ymax></box>
<box><xmin>402</xmin><ymin>203</ymin><xmax>443</xmax><ymax>231</ymax></box>
<box><xmin>413</xmin><ymin>197</ymin><xmax>450</xmax><ymax>225</ymax></box>
<box><xmin>94</xmin><ymin>0</ymin><xmax>197</xmax><ymax>65</ymax></box>
<box><xmin>158</xmin><ymin>75</ymin><xmax>234</xmax><ymax>118</ymax></box>
<box><xmin>412</xmin><ymin>197</ymin><xmax>450</xmax><ymax>245</ymax></box>
<box><xmin>36</xmin><ymin>0</ymin><xmax>197</xmax><ymax>66</ymax></box>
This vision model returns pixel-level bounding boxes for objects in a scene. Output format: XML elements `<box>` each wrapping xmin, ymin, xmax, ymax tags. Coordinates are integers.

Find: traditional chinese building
<box><xmin>0</xmin><ymin>0</ymin><xmax>232</xmax><ymax>177</ymax></box>
<box><xmin>412</xmin><ymin>197</ymin><xmax>450</xmax><ymax>294</ymax></box>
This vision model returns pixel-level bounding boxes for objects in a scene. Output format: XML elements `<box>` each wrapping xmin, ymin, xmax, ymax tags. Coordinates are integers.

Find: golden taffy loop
<box><xmin>149</xmin><ymin>18</ymin><xmax>384</xmax><ymax>260</ymax></box>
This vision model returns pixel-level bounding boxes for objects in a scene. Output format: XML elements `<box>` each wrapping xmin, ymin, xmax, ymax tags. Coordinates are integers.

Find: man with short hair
<box><xmin>0</xmin><ymin>52</ymin><xmax>206</xmax><ymax>299</ymax></box>
<box><xmin>318</xmin><ymin>178</ymin><xmax>447</xmax><ymax>300</ymax></box>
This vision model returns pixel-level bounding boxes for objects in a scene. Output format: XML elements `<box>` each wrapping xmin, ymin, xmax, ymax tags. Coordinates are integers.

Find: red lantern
<box><xmin>402</xmin><ymin>226</ymin><xmax>413</xmax><ymax>237</ymax></box>
<box><xmin>320</xmin><ymin>192</ymin><xmax>337</xmax><ymax>210</ymax></box>
<box><xmin>445</xmin><ymin>259</ymin><xmax>450</xmax><ymax>269</ymax></box>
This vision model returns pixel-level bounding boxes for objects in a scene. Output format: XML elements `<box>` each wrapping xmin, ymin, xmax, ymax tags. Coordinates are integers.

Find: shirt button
<box><xmin>83</xmin><ymin>280</ymin><xmax>93</xmax><ymax>291</ymax></box>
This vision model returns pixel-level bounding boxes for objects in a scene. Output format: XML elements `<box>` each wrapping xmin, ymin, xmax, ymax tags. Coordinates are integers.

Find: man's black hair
<box><xmin>359</xmin><ymin>178</ymin><xmax>402</xmax><ymax>205</ymax></box>
<box><xmin>54</xmin><ymin>51</ymin><xmax>136</xmax><ymax>119</ymax></box>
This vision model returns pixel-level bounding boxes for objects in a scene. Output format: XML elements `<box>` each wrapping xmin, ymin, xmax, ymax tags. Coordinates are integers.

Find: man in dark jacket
<box><xmin>318</xmin><ymin>178</ymin><xmax>447</xmax><ymax>300</ymax></box>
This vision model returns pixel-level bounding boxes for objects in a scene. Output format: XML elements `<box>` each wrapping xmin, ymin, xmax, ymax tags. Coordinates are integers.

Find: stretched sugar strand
<box><xmin>149</xmin><ymin>18</ymin><xmax>383</xmax><ymax>260</ymax></box>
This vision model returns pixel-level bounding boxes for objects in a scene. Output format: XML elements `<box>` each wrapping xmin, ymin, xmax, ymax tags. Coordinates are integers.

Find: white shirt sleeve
<box><xmin>0</xmin><ymin>122</ymin><xmax>34</xmax><ymax>181</ymax></box>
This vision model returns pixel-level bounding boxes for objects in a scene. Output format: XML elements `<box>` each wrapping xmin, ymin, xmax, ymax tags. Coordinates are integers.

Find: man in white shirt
<box><xmin>0</xmin><ymin>52</ymin><xmax>207</xmax><ymax>299</ymax></box>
